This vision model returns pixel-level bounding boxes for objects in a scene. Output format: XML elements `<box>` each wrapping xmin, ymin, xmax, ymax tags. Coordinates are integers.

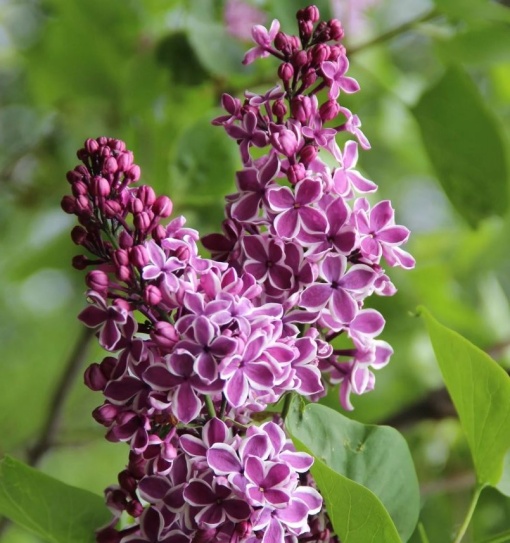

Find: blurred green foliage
<box><xmin>0</xmin><ymin>0</ymin><xmax>509</xmax><ymax>541</ymax></box>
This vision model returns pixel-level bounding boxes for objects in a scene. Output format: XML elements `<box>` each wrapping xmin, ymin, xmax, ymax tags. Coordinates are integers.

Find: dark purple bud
<box><xmin>106</xmin><ymin>488</ymin><xmax>128</xmax><ymax>510</ymax></box>
<box><xmin>66</xmin><ymin>169</ymin><xmax>81</xmax><ymax>184</ymax></box>
<box><xmin>90</xmin><ymin>176</ymin><xmax>111</xmax><ymax>197</ymax></box>
<box><xmin>75</xmin><ymin>195</ymin><xmax>92</xmax><ymax>215</ymax></box>
<box><xmin>130</xmin><ymin>245</ymin><xmax>149</xmax><ymax>268</ymax></box>
<box><xmin>300</xmin><ymin>144</ymin><xmax>317</xmax><ymax>166</ymax></box>
<box><xmin>305</xmin><ymin>5</ymin><xmax>320</xmax><ymax>23</ymax></box>
<box><xmin>100</xmin><ymin>356</ymin><xmax>117</xmax><ymax>380</ymax></box>
<box><xmin>118</xmin><ymin>230</ymin><xmax>134</xmax><ymax>249</ymax></box>
<box><xmin>72</xmin><ymin>180</ymin><xmax>88</xmax><ymax>196</ymax></box>
<box><xmin>117</xmin><ymin>151</ymin><xmax>133</xmax><ymax>171</ymax></box>
<box><xmin>287</xmin><ymin>163</ymin><xmax>306</xmax><ymax>184</ymax></box>
<box><xmin>71</xmin><ymin>225</ymin><xmax>87</xmax><ymax>245</ymax></box>
<box><xmin>72</xmin><ymin>255</ymin><xmax>89</xmax><ymax>270</ymax></box>
<box><xmin>152</xmin><ymin>225</ymin><xmax>166</xmax><ymax>243</ymax></box>
<box><xmin>299</xmin><ymin>19</ymin><xmax>314</xmax><ymax>40</ymax></box>
<box><xmin>125</xmin><ymin>164</ymin><xmax>141</xmax><ymax>182</ymax></box>
<box><xmin>151</xmin><ymin>321</ymin><xmax>178</xmax><ymax>350</ymax></box>
<box><xmin>84</xmin><ymin>363</ymin><xmax>108</xmax><ymax>391</ymax></box>
<box><xmin>93</xmin><ymin>403</ymin><xmax>119</xmax><ymax>425</ymax></box>
<box><xmin>144</xmin><ymin>285</ymin><xmax>162</xmax><ymax>306</ymax></box>
<box><xmin>235</xmin><ymin>520</ymin><xmax>252</xmax><ymax>539</ymax></box>
<box><xmin>328</xmin><ymin>44</ymin><xmax>345</xmax><ymax>61</ymax></box>
<box><xmin>274</xmin><ymin>31</ymin><xmax>291</xmax><ymax>52</ymax></box>
<box><xmin>86</xmin><ymin>270</ymin><xmax>109</xmax><ymax>292</ymax></box>
<box><xmin>278</xmin><ymin>62</ymin><xmax>294</xmax><ymax>82</ymax></box>
<box><xmin>130</xmin><ymin>198</ymin><xmax>144</xmax><ymax>214</ymax></box>
<box><xmin>320</xmin><ymin>99</ymin><xmax>340</xmax><ymax>121</ymax></box>
<box><xmin>97</xmin><ymin>136</ymin><xmax>108</xmax><ymax>146</ymax></box>
<box><xmin>85</xmin><ymin>138</ymin><xmax>99</xmax><ymax>154</ymax></box>
<box><xmin>302</xmin><ymin>67</ymin><xmax>317</xmax><ymax>88</ymax></box>
<box><xmin>99</xmin><ymin>145</ymin><xmax>112</xmax><ymax>158</ymax></box>
<box><xmin>116</xmin><ymin>265</ymin><xmax>131</xmax><ymax>282</ymax></box>
<box><xmin>103</xmin><ymin>200</ymin><xmax>121</xmax><ymax>217</ymax></box>
<box><xmin>126</xmin><ymin>500</ymin><xmax>144</xmax><ymax>518</ymax></box>
<box><xmin>312</xmin><ymin>43</ymin><xmax>330</xmax><ymax>65</ymax></box>
<box><xmin>328</xmin><ymin>19</ymin><xmax>344</xmax><ymax>41</ymax></box>
<box><xmin>134</xmin><ymin>211</ymin><xmax>151</xmax><ymax>232</ymax></box>
<box><xmin>291</xmin><ymin>96</ymin><xmax>313</xmax><ymax>123</ymax></box>
<box><xmin>104</xmin><ymin>156</ymin><xmax>118</xmax><ymax>174</ymax></box>
<box><xmin>109</xmin><ymin>138</ymin><xmax>126</xmax><ymax>152</ymax></box>
<box><xmin>137</xmin><ymin>185</ymin><xmax>156</xmax><ymax>207</ymax></box>
<box><xmin>152</xmin><ymin>195</ymin><xmax>173</xmax><ymax>218</ymax></box>
<box><xmin>292</xmin><ymin>49</ymin><xmax>309</xmax><ymax>68</ymax></box>
<box><xmin>118</xmin><ymin>469</ymin><xmax>138</xmax><ymax>494</ymax></box>
<box><xmin>76</xmin><ymin>148</ymin><xmax>88</xmax><ymax>161</ymax></box>
<box><xmin>113</xmin><ymin>249</ymin><xmax>130</xmax><ymax>267</ymax></box>
<box><xmin>61</xmin><ymin>195</ymin><xmax>76</xmax><ymax>214</ymax></box>
<box><xmin>272</xmin><ymin>99</ymin><xmax>287</xmax><ymax>119</ymax></box>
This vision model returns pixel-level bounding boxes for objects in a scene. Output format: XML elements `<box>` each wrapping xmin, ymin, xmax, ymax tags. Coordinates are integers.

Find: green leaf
<box><xmin>286</xmin><ymin>399</ymin><xmax>419</xmax><ymax>541</ymax></box>
<box><xmin>412</xmin><ymin>65</ymin><xmax>509</xmax><ymax>227</ymax></box>
<box><xmin>432</xmin><ymin>0</ymin><xmax>510</xmax><ymax>24</ymax></box>
<box><xmin>0</xmin><ymin>456</ymin><xmax>110</xmax><ymax>543</ymax></box>
<box><xmin>435</xmin><ymin>25</ymin><xmax>510</xmax><ymax>66</ymax></box>
<box><xmin>419</xmin><ymin>307</ymin><xmax>510</xmax><ymax>488</ymax></box>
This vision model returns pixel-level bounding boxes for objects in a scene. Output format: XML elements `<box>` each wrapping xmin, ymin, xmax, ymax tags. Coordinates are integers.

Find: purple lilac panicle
<box><xmin>63</xmin><ymin>6</ymin><xmax>413</xmax><ymax>543</ymax></box>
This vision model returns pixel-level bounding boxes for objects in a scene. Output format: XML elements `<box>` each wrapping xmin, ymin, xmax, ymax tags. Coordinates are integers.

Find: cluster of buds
<box><xmin>62</xmin><ymin>5</ymin><xmax>413</xmax><ymax>543</ymax></box>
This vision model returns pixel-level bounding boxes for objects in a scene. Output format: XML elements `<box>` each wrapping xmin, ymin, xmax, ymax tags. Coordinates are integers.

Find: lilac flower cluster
<box><xmin>204</xmin><ymin>4</ymin><xmax>414</xmax><ymax>410</ymax></box>
<box><xmin>62</xmin><ymin>6</ymin><xmax>413</xmax><ymax>543</ymax></box>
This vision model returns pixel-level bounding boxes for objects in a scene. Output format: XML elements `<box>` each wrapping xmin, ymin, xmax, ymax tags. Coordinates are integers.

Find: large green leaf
<box><xmin>419</xmin><ymin>307</ymin><xmax>510</xmax><ymax>490</ymax></box>
<box><xmin>412</xmin><ymin>65</ymin><xmax>509</xmax><ymax>227</ymax></box>
<box><xmin>433</xmin><ymin>0</ymin><xmax>510</xmax><ymax>24</ymax></box>
<box><xmin>287</xmin><ymin>399</ymin><xmax>419</xmax><ymax>541</ymax></box>
<box><xmin>0</xmin><ymin>456</ymin><xmax>110</xmax><ymax>543</ymax></box>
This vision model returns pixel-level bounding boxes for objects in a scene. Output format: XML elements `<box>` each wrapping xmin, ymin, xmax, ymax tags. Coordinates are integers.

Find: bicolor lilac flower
<box><xmin>267</xmin><ymin>177</ymin><xmax>327</xmax><ymax>239</ymax></box>
<box><xmin>142</xmin><ymin>240</ymin><xmax>184</xmax><ymax>291</ymax></box>
<box><xmin>332</xmin><ymin>140</ymin><xmax>377</xmax><ymax>197</ymax></box>
<box><xmin>225</xmin><ymin>110</ymin><xmax>268</xmax><ymax>164</ymax></box>
<box><xmin>300</xmin><ymin>253</ymin><xmax>376</xmax><ymax>324</ymax></box>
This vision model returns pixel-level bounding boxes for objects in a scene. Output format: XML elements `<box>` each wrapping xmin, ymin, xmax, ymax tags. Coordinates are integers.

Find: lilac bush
<box><xmin>62</xmin><ymin>5</ymin><xmax>413</xmax><ymax>542</ymax></box>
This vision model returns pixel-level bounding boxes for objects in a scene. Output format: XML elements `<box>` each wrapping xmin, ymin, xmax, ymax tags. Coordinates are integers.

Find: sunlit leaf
<box><xmin>287</xmin><ymin>399</ymin><xmax>419</xmax><ymax>541</ymax></box>
<box><xmin>0</xmin><ymin>456</ymin><xmax>110</xmax><ymax>543</ymax></box>
<box><xmin>412</xmin><ymin>65</ymin><xmax>509</xmax><ymax>227</ymax></box>
<box><xmin>419</xmin><ymin>307</ymin><xmax>510</xmax><ymax>489</ymax></box>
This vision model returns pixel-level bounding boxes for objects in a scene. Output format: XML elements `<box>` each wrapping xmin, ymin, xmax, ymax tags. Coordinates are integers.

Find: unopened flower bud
<box><xmin>287</xmin><ymin>163</ymin><xmax>306</xmax><ymax>184</ymax></box>
<box><xmin>274</xmin><ymin>31</ymin><xmax>291</xmax><ymax>52</ymax></box>
<box><xmin>84</xmin><ymin>363</ymin><xmax>108</xmax><ymax>391</ymax></box>
<box><xmin>291</xmin><ymin>96</ymin><xmax>312</xmax><ymax>123</ymax></box>
<box><xmin>151</xmin><ymin>321</ymin><xmax>179</xmax><ymax>350</ymax></box>
<box><xmin>117</xmin><ymin>151</ymin><xmax>133</xmax><ymax>171</ymax></box>
<box><xmin>312</xmin><ymin>43</ymin><xmax>330</xmax><ymax>65</ymax></box>
<box><xmin>96</xmin><ymin>527</ymin><xmax>121</xmax><ymax>543</ymax></box>
<box><xmin>93</xmin><ymin>403</ymin><xmax>119</xmax><ymax>425</ymax></box>
<box><xmin>72</xmin><ymin>180</ymin><xmax>88</xmax><ymax>196</ymax></box>
<box><xmin>130</xmin><ymin>245</ymin><xmax>149</xmax><ymax>268</ymax></box>
<box><xmin>61</xmin><ymin>195</ymin><xmax>76</xmax><ymax>214</ymax></box>
<box><xmin>126</xmin><ymin>500</ymin><xmax>144</xmax><ymax>518</ymax></box>
<box><xmin>134</xmin><ymin>211</ymin><xmax>151</xmax><ymax>232</ymax></box>
<box><xmin>328</xmin><ymin>19</ymin><xmax>344</xmax><ymax>41</ymax></box>
<box><xmin>320</xmin><ymin>99</ymin><xmax>340</xmax><ymax>121</ymax></box>
<box><xmin>85</xmin><ymin>138</ymin><xmax>99</xmax><ymax>154</ymax></box>
<box><xmin>72</xmin><ymin>255</ymin><xmax>89</xmax><ymax>270</ymax></box>
<box><xmin>116</xmin><ymin>265</ymin><xmax>131</xmax><ymax>282</ymax></box>
<box><xmin>304</xmin><ymin>5</ymin><xmax>320</xmax><ymax>23</ymax></box>
<box><xmin>103</xmin><ymin>200</ymin><xmax>121</xmax><ymax>217</ymax></box>
<box><xmin>109</xmin><ymin>138</ymin><xmax>126</xmax><ymax>152</ymax></box>
<box><xmin>125</xmin><ymin>164</ymin><xmax>141</xmax><ymax>182</ymax></box>
<box><xmin>278</xmin><ymin>62</ymin><xmax>294</xmax><ymax>82</ymax></box>
<box><xmin>272</xmin><ymin>99</ymin><xmax>287</xmax><ymax>119</ymax></box>
<box><xmin>75</xmin><ymin>195</ymin><xmax>92</xmax><ymax>215</ymax></box>
<box><xmin>104</xmin><ymin>156</ymin><xmax>118</xmax><ymax>174</ymax></box>
<box><xmin>113</xmin><ymin>249</ymin><xmax>130</xmax><ymax>267</ymax></box>
<box><xmin>144</xmin><ymin>285</ymin><xmax>162</xmax><ymax>306</ymax></box>
<box><xmin>300</xmin><ymin>144</ymin><xmax>318</xmax><ymax>166</ymax></box>
<box><xmin>130</xmin><ymin>198</ymin><xmax>144</xmax><ymax>214</ymax></box>
<box><xmin>298</xmin><ymin>19</ymin><xmax>314</xmax><ymax>40</ymax></box>
<box><xmin>76</xmin><ymin>148</ymin><xmax>88</xmax><ymax>161</ymax></box>
<box><xmin>71</xmin><ymin>225</ymin><xmax>87</xmax><ymax>245</ymax></box>
<box><xmin>137</xmin><ymin>185</ymin><xmax>156</xmax><ymax>207</ymax></box>
<box><xmin>153</xmin><ymin>195</ymin><xmax>173</xmax><ymax>218</ymax></box>
<box><xmin>292</xmin><ymin>49</ymin><xmax>308</xmax><ymax>69</ymax></box>
<box><xmin>302</xmin><ymin>68</ymin><xmax>317</xmax><ymax>89</ymax></box>
<box><xmin>328</xmin><ymin>44</ymin><xmax>345</xmax><ymax>61</ymax></box>
<box><xmin>90</xmin><ymin>176</ymin><xmax>111</xmax><ymax>197</ymax></box>
<box><xmin>152</xmin><ymin>225</ymin><xmax>166</xmax><ymax>243</ymax></box>
<box><xmin>100</xmin><ymin>356</ymin><xmax>117</xmax><ymax>380</ymax></box>
<box><xmin>118</xmin><ymin>469</ymin><xmax>138</xmax><ymax>494</ymax></box>
<box><xmin>118</xmin><ymin>230</ymin><xmax>134</xmax><ymax>249</ymax></box>
<box><xmin>86</xmin><ymin>270</ymin><xmax>109</xmax><ymax>293</ymax></box>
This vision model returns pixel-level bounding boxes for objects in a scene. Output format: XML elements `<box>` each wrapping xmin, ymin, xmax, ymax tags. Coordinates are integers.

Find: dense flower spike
<box><xmin>64</xmin><ymin>5</ymin><xmax>413</xmax><ymax>543</ymax></box>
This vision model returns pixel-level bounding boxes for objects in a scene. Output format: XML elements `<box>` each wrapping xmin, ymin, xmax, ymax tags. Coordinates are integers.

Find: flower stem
<box><xmin>452</xmin><ymin>484</ymin><xmax>485</xmax><ymax>543</ymax></box>
<box><xmin>477</xmin><ymin>529</ymin><xmax>510</xmax><ymax>543</ymax></box>
<box><xmin>281</xmin><ymin>392</ymin><xmax>295</xmax><ymax>421</ymax></box>
<box><xmin>204</xmin><ymin>395</ymin><xmax>217</xmax><ymax>419</ymax></box>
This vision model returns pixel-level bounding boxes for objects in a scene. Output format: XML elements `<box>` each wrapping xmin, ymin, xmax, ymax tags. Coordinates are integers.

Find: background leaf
<box><xmin>286</xmin><ymin>399</ymin><xmax>419</xmax><ymax>541</ymax></box>
<box><xmin>0</xmin><ymin>456</ymin><xmax>110</xmax><ymax>543</ymax></box>
<box><xmin>419</xmin><ymin>307</ymin><xmax>510</xmax><ymax>489</ymax></box>
<box><xmin>412</xmin><ymin>65</ymin><xmax>509</xmax><ymax>227</ymax></box>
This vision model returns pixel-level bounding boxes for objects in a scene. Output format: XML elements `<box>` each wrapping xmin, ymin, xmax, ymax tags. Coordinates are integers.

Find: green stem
<box><xmin>452</xmin><ymin>484</ymin><xmax>485</xmax><ymax>543</ymax></box>
<box><xmin>477</xmin><ymin>529</ymin><xmax>510</xmax><ymax>543</ymax></box>
<box><xmin>418</xmin><ymin>523</ymin><xmax>431</xmax><ymax>543</ymax></box>
<box><xmin>281</xmin><ymin>392</ymin><xmax>295</xmax><ymax>421</ymax></box>
<box><xmin>204</xmin><ymin>395</ymin><xmax>216</xmax><ymax>419</ymax></box>
<box><xmin>349</xmin><ymin>8</ymin><xmax>440</xmax><ymax>55</ymax></box>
